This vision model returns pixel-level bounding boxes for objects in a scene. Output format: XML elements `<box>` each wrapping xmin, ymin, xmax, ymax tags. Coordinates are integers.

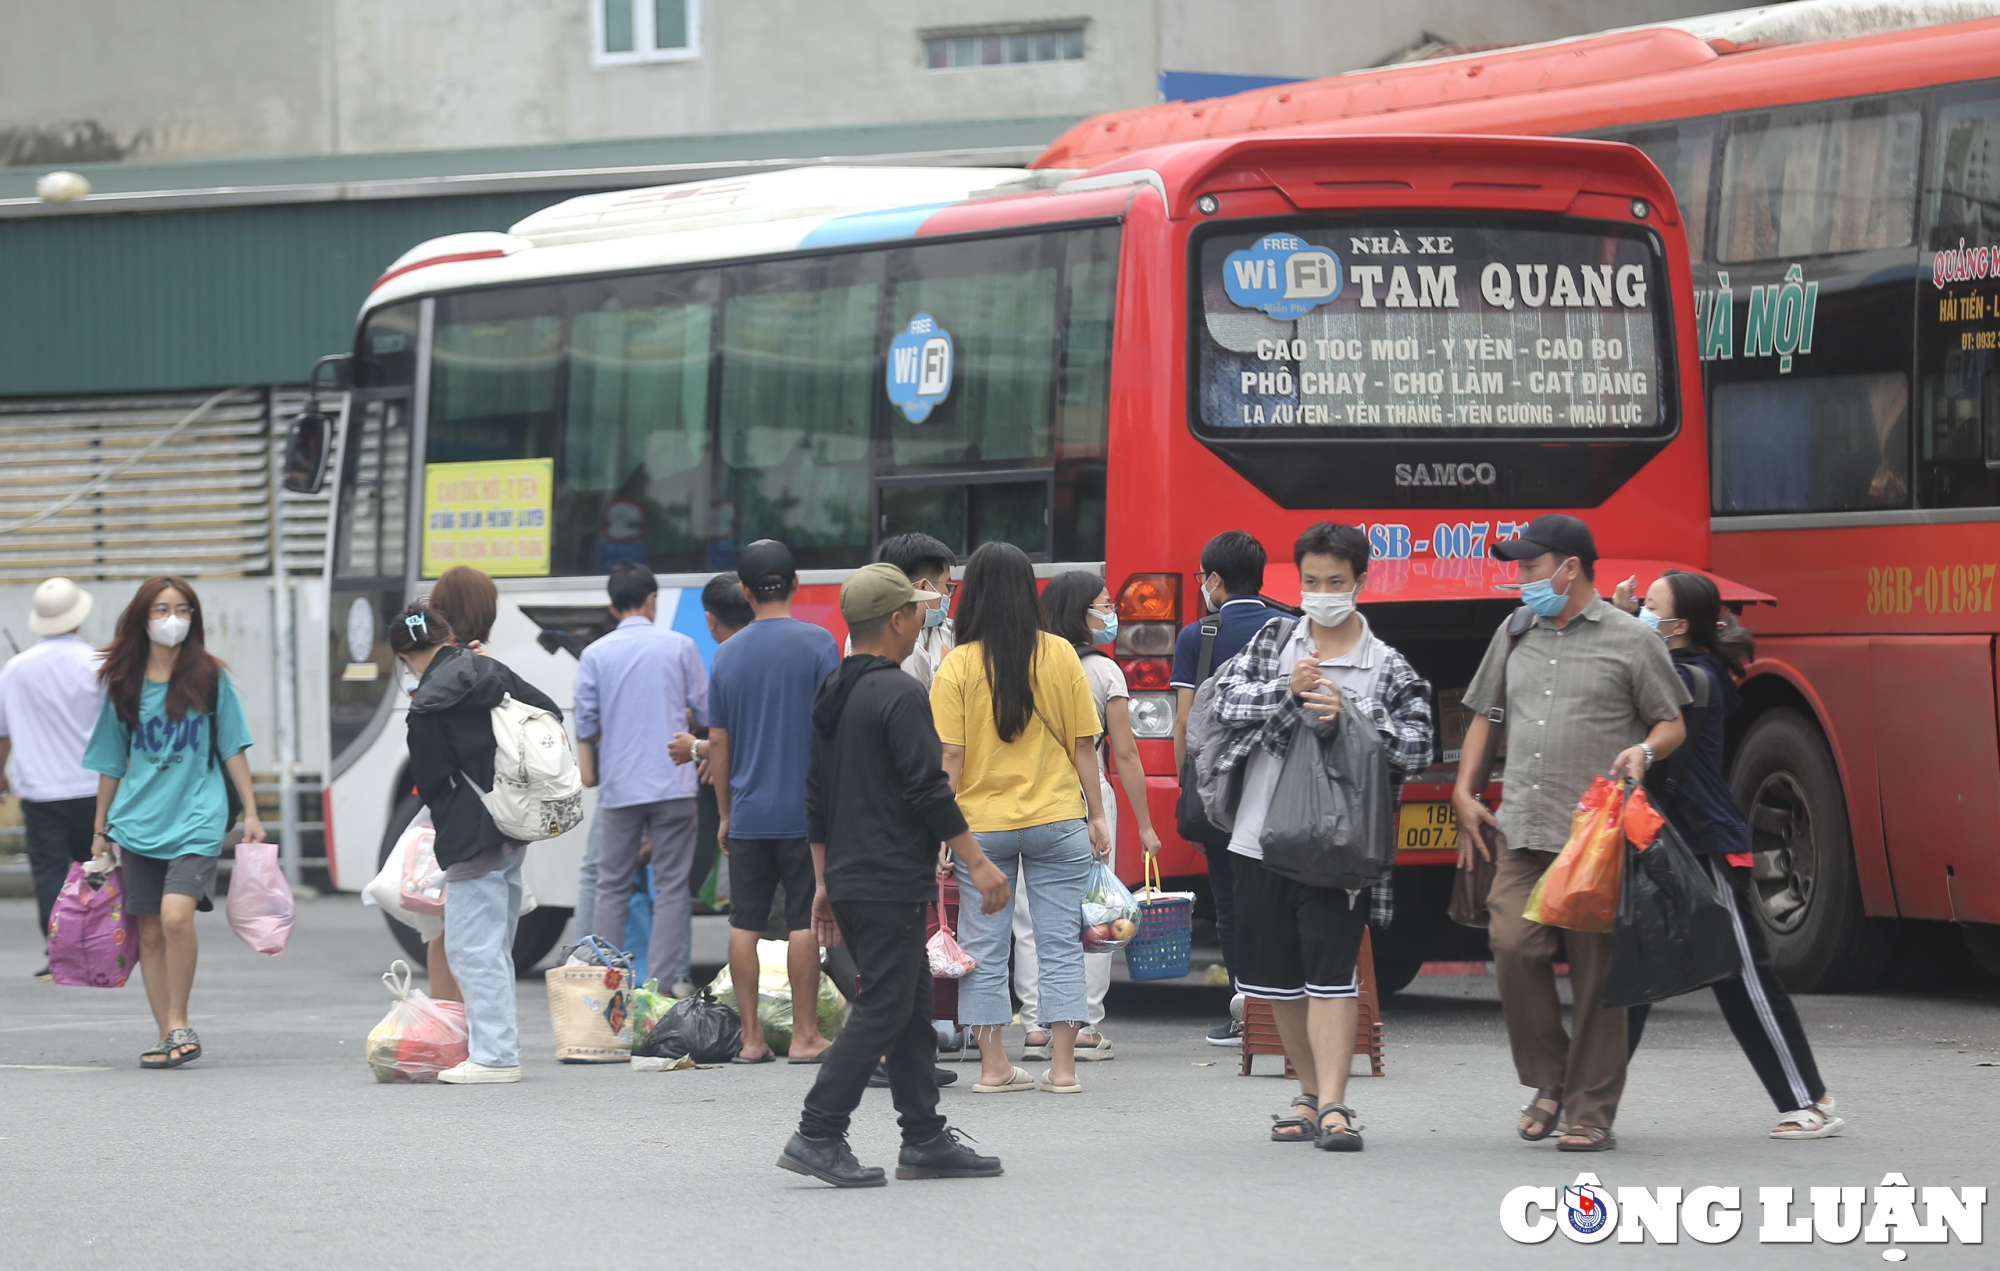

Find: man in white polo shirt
<box><xmin>0</xmin><ymin>578</ymin><xmax>105</xmax><ymax>980</ymax></box>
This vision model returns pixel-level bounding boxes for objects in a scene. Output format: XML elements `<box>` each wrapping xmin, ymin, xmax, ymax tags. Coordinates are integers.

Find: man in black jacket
<box><xmin>779</xmin><ymin>564</ymin><xmax>1010</xmax><ymax>1188</ymax></box>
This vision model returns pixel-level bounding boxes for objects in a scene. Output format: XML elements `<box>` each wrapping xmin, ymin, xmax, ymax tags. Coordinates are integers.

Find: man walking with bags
<box><xmin>1210</xmin><ymin>524</ymin><xmax>1433</xmax><ymax>1150</ymax></box>
<box><xmin>781</xmin><ymin>564</ymin><xmax>1010</xmax><ymax>1188</ymax></box>
<box><xmin>0</xmin><ymin>579</ymin><xmax>103</xmax><ymax>980</ymax></box>
<box><xmin>1453</xmin><ymin>514</ymin><xmax>1688</xmax><ymax>1152</ymax></box>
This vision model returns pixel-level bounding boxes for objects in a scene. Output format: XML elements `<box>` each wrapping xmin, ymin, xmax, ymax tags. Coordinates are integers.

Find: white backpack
<box><xmin>471</xmin><ymin>693</ymin><xmax>584</xmax><ymax>842</ymax></box>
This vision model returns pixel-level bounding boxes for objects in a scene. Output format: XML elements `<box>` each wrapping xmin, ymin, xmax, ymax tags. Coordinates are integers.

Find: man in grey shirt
<box><xmin>1453</xmin><ymin>515</ymin><xmax>1688</xmax><ymax>1153</ymax></box>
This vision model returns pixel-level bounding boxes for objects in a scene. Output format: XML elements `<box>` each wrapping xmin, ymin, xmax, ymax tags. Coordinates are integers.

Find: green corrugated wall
<box><xmin>0</xmin><ymin>193</ymin><xmax>584</xmax><ymax>397</ymax></box>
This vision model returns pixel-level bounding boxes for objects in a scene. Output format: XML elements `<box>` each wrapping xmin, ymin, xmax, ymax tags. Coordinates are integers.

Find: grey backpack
<box><xmin>1187</xmin><ymin>616</ymin><xmax>1297</xmax><ymax>834</ymax></box>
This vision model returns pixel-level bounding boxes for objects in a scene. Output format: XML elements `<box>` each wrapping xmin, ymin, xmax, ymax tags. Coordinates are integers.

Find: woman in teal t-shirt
<box><xmin>85</xmin><ymin>576</ymin><xmax>262</xmax><ymax>1069</ymax></box>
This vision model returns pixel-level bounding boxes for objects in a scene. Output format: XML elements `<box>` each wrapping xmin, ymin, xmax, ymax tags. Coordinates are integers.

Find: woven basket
<box><xmin>1125</xmin><ymin>857</ymin><xmax>1195</xmax><ymax>982</ymax></box>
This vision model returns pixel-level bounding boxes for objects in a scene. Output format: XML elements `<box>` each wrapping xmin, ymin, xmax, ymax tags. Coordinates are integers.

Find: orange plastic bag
<box><xmin>1623</xmin><ymin>784</ymin><xmax>1666</xmax><ymax>850</ymax></box>
<box><xmin>1523</xmin><ymin>776</ymin><xmax>1626</xmax><ymax>932</ymax></box>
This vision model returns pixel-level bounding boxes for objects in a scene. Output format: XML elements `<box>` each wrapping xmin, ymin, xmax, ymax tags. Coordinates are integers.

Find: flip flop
<box><xmin>971</xmin><ymin>1064</ymin><xmax>1036</xmax><ymax>1094</ymax></box>
<box><xmin>162</xmin><ymin>1027</ymin><xmax>202</xmax><ymax>1068</ymax></box>
<box><xmin>1037</xmin><ymin>1069</ymin><xmax>1083</xmax><ymax>1094</ymax></box>
<box><xmin>139</xmin><ymin>1037</ymin><xmax>172</xmax><ymax>1070</ymax></box>
<box><xmin>733</xmin><ymin>1049</ymin><xmax>776</xmax><ymax>1065</ymax></box>
<box><xmin>787</xmin><ymin>1052</ymin><xmax>826</xmax><ymax>1065</ymax></box>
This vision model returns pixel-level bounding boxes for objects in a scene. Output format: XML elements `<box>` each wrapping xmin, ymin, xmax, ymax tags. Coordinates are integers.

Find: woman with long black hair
<box><xmin>1010</xmin><ymin>570</ymin><xmax>1164</xmax><ymax>1062</ymax></box>
<box><xmin>933</xmin><ymin>544</ymin><xmax>1109</xmax><ymax>1095</ymax></box>
<box><xmin>85</xmin><ymin>576</ymin><xmax>262</xmax><ymax>1069</ymax></box>
<box><xmin>1622</xmin><ymin>570</ymin><xmax>1845</xmax><ymax>1139</ymax></box>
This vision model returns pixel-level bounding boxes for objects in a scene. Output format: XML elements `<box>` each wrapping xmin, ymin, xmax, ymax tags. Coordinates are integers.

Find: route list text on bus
<box><xmin>1197</xmin><ymin>221</ymin><xmax>1667</xmax><ymax>435</ymax></box>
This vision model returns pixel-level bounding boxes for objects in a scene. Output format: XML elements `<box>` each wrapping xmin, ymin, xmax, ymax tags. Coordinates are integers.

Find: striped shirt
<box><xmin>1463</xmin><ymin>597</ymin><xmax>1689</xmax><ymax>854</ymax></box>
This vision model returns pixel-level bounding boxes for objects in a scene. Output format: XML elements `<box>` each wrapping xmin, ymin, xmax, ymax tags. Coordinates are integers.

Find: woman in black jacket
<box><xmin>1622</xmin><ymin>571</ymin><xmax>1844</xmax><ymax>1139</ymax></box>
<box><xmin>391</xmin><ymin>600</ymin><xmax>563</xmax><ymax>1085</ymax></box>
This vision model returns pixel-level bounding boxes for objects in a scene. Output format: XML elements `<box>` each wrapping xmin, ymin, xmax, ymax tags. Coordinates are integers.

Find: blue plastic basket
<box><xmin>1125</xmin><ymin>860</ymin><xmax>1194</xmax><ymax>981</ymax></box>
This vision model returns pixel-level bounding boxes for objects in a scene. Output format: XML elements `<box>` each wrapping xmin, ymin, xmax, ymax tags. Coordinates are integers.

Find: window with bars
<box><xmin>596</xmin><ymin>0</ymin><xmax>698</xmax><ymax>65</ymax></box>
<box><xmin>923</xmin><ymin>25</ymin><xmax>1084</xmax><ymax>70</ymax></box>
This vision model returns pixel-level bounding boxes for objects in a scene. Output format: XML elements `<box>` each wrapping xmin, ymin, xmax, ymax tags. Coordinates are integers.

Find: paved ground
<box><xmin>2</xmin><ymin>895</ymin><xmax>1996</xmax><ymax>1268</ymax></box>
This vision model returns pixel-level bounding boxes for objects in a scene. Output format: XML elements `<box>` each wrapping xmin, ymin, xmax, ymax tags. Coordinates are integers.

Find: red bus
<box><xmin>297</xmin><ymin>137</ymin><xmax>1704</xmax><ymax>979</ymax></box>
<box><xmin>1039</xmin><ymin>2</ymin><xmax>2000</xmax><ymax>990</ymax></box>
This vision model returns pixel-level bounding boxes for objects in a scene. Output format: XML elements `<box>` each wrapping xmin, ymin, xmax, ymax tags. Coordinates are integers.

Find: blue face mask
<box><xmin>921</xmin><ymin>600</ymin><xmax>948</xmax><ymax>630</ymax></box>
<box><xmin>1518</xmin><ymin>560</ymin><xmax>1574</xmax><ymax>618</ymax></box>
<box><xmin>1091</xmin><ymin>612</ymin><xmax>1118</xmax><ymax>646</ymax></box>
<box><xmin>1636</xmin><ymin>607</ymin><xmax>1663</xmax><ymax>632</ymax></box>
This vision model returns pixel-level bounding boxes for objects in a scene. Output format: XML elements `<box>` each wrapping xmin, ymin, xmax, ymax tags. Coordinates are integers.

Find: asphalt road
<box><xmin>3</xmin><ymin>895</ymin><xmax>1996</xmax><ymax>1269</ymax></box>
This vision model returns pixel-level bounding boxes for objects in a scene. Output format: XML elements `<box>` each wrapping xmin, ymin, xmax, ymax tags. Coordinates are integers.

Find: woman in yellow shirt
<box><xmin>934</xmin><ymin>543</ymin><xmax>1109</xmax><ymax>1095</ymax></box>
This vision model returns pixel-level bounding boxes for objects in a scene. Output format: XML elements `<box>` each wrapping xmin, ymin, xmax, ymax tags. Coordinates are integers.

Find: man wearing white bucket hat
<box><xmin>0</xmin><ymin>578</ymin><xmax>105</xmax><ymax>979</ymax></box>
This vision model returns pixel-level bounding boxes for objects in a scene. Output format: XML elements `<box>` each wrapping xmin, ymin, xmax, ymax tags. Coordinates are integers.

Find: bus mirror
<box><xmin>282</xmin><ymin>409</ymin><xmax>332</xmax><ymax>494</ymax></box>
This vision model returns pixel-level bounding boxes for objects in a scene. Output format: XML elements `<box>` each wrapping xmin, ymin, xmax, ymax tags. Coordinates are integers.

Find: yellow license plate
<box><xmin>1397</xmin><ymin>801</ymin><xmax>1458</xmax><ymax>853</ymax></box>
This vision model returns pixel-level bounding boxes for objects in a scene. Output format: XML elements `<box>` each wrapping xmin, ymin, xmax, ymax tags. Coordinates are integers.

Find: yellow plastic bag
<box><xmin>1523</xmin><ymin>777</ymin><xmax>1625</xmax><ymax>933</ymax></box>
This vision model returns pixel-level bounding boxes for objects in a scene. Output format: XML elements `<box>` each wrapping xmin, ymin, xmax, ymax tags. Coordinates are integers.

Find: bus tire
<box><xmin>1730</xmin><ymin>708</ymin><xmax>1896</xmax><ymax>992</ymax></box>
<box><xmin>375</xmin><ymin>790</ymin><xmax>575</xmax><ymax>979</ymax></box>
<box><xmin>1373</xmin><ymin>953</ymin><xmax>1423</xmax><ymax>996</ymax></box>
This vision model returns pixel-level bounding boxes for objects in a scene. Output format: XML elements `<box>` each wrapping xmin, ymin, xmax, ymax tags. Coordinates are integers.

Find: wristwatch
<box><xmin>1638</xmin><ymin>742</ymin><xmax>1655</xmax><ymax>770</ymax></box>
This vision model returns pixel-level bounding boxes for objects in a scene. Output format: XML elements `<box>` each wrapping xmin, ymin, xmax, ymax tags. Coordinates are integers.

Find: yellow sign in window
<box><xmin>421</xmin><ymin>458</ymin><xmax>553</xmax><ymax>578</ymax></box>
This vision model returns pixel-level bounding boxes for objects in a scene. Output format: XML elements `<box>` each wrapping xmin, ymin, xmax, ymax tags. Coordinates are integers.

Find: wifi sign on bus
<box><xmin>887</xmin><ymin>313</ymin><xmax>954</xmax><ymax>423</ymax></box>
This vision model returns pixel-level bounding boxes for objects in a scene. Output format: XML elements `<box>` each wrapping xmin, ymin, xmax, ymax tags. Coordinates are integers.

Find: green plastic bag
<box><xmin>707</xmin><ymin>940</ymin><xmax>846</xmax><ymax>1055</ymax></box>
<box><xmin>629</xmin><ymin>979</ymin><xmax>677</xmax><ymax>1053</ymax></box>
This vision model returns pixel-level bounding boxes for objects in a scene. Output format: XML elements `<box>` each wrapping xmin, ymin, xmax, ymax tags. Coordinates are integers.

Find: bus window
<box><xmin>333</xmin><ymin>398</ymin><xmax>413</xmax><ymax>580</ymax></box>
<box><xmin>1717</xmin><ymin>97</ymin><xmax>1922</xmax><ymax>263</ymax></box>
<box><xmin>563</xmin><ymin>272</ymin><xmax>716</xmax><ymax>575</ymax></box>
<box><xmin>428</xmin><ymin>288</ymin><xmax>563</xmax><ymax>465</ymax></box>
<box><xmin>1053</xmin><ymin>232</ymin><xmax>1116</xmax><ymax>561</ymax></box>
<box><xmin>1712</xmin><ymin>373</ymin><xmax>1910</xmax><ymax>513</ymax></box>
<box><xmin>1918</xmin><ymin>85</ymin><xmax>2000</xmax><ymax>507</ymax></box>
<box><xmin>1598</xmin><ymin>120</ymin><xmax>1717</xmax><ymax>263</ymax></box>
<box><xmin>717</xmin><ymin>254</ymin><xmax>883</xmax><ymax>569</ymax></box>
<box><xmin>878</xmin><ymin>478</ymin><xmax>1051</xmax><ymax>558</ymax></box>
<box><xmin>354</xmin><ymin>302</ymin><xmax>418</xmax><ymax>389</ymax></box>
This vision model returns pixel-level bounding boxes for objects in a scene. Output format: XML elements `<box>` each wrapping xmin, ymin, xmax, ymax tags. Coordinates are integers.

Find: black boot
<box><xmin>778</xmin><ymin>1133</ymin><xmax>886</xmax><ymax>1188</ymax></box>
<box><xmin>896</xmin><ymin>1127</ymin><xmax>1003</xmax><ymax>1180</ymax></box>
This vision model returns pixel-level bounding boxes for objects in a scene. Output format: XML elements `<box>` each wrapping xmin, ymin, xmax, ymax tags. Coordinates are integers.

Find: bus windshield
<box><xmin>1193</xmin><ymin>216</ymin><xmax>1672</xmax><ymax>441</ymax></box>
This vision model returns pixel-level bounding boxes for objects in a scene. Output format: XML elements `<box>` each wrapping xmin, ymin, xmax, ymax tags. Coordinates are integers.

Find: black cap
<box><xmin>736</xmin><ymin>539</ymin><xmax>796</xmax><ymax>591</ymax></box>
<box><xmin>1492</xmin><ymin>514</ymin><xmax>1597</xmax><ymax>562</ymax></box>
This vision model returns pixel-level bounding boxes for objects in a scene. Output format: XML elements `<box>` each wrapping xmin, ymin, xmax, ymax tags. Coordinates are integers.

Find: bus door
<box><xmin>327</xmin><ymin>391</ymin><xmax>415</xmax><ymax>784</ymax></box>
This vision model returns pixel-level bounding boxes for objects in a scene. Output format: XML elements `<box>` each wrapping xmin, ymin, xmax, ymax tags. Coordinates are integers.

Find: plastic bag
<box><xmin>367</xmin><ymin>960</ymin><xmax>468</xmax><ymax>1082</ymax></box>
<box><xmin>1602</xmin><ymin>819</ymin><xmax>1742</xmax><ymax>1008</ymax></box>
<box><xmin>366</xmin><ymin>810</ymin><xmax>445</xmax><ymax>943</ymax></box>
<box><xmin>926</xmin><ymin>881</ymin><xmax>976</xmax><ymax>978</ymax></box>
<box><xmin>400</xmin><ymin>824</ymin><xmax>447</xmax><ymax>917</ymax></box>
<box><xmin>225</xmin><ymin>841</ymin><xmax>295</xmax><ymax>955</ymax></box>
<box><xmin>638</xmin><ymin>987</ymin><xmax>742</xmax><ymax>1063</ymax></box>
<box><xmin>707</xmin><ymin>939</ymin><xmax>847</xmax><ymax>1054</ymax></box>
<box><xmin>1523</xmin><ymin>776</ymin><xmax>1626</xmax><ymax>933</ymax></box>
<box><xmin>47</xmin><ymin>856</ymin><xmax>137</xmax><ymax>988</ymax></box>
<box><xmin>629</xmin><ymin>978</ymin><xmax>677</xmax><ymax>1051</ymax></box>
<box><xmin>1622</xmin><ymin>784</ymin><xmax>1666</xmax><ymax>849</ymax></box>
<box><xmin>1258</xmin><ymin>710</ymin><xmax>1396</xmax><ymax>892</ymax></box>
<box><xmin>1080</xmin><ymin>857</ymin><xmax>1142</xmax><ymax>952</ymax></box>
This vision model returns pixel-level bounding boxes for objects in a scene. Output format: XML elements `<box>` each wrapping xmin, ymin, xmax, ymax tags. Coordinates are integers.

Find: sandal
<box><xmin>1518</xmin><ymin>1087</ymin><xmax>1563</xmax><ymax>1141</ymax></box>
<box><xmin>971</xmin><ymin>1065</ymin><xmax>1037</xmax><ymax>1094</ymax></box>
<box><xmin>139</xmin><ymin>1037</ymin><xmax>173</xmax><ymax>1069</ymax></box>
<box><xmin>1772</xmin><ymin>1097</ymin><xmax>1845</xmax><ymax>1140</ymax></box>
<box><xmin>1557</xmin><ymin>1125</ymin><xmax>1615</xmax><ymax>1152</ymax></box>
<box><xmin>162</xmin><ymin>1027</ymin><xmax>202</xmax><ymax>1069</ymax></box>
<box><xmin>1271</xmin><ymin>1093</ymin><xmax>1320</xmax><ymax>1142</ymax></box>
<box><xmin>1073</xmin><ymin>1032</ymin><xmax>1115</xmax><ymax>1062</ymax></box>
<box><xmin>1021</xmin><ymin>1032</ymin><xmax>1053</xmax><ymax>1062</ymax></box>
<box><xmin>1315</xmin><ymin>1103</ymin><xmax>1364</xmax><ymax>1152</ymax></box>
<box><xmin>1037</xmin><ymin>1068</ymin><xmax>1083</xmax><ymax>1094</ymax></box>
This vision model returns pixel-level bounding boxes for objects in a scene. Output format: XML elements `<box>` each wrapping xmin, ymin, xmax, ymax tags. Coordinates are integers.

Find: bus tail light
<box><xmin>1128</xmin><ymin>691</ymin><xmax>1176</xmax><ymax>738</ymax></box>
<box><xmin>1115</xmin><ymin>573</ymin><xmax>1180</xmax><ymax>623</ymax></box>
<box><xmin>1123</xmin><ymin>658</ymin><xmax>1172</xmax><ymax>691</ymax></box>
<box><xmin>1116</xmin><ymin>622</ymin><xmax>1175</xmax><ymax>657</ymax></box>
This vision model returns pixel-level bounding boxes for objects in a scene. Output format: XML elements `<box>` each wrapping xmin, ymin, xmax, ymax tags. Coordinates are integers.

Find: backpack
<box><xmin>1174</xmin><ymin>618</ymin><xmax>1229</xmax><ymax>847</ymax></box>
<box><xmin>472</xmin><ymin>693</ymin><xmax>584</xmax><ymax>842</ymax></box>
<box><xmin>1188</xmin><ymin>617</ymin><xmax>1299</xmax><ymax>837</ymax></box>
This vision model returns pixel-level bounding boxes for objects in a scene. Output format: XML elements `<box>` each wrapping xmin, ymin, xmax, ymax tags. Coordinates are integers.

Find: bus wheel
<box><xmin>375</xmin><ymin>791</ymin><xmax>575</xmax><ymax>980</ymax></box>
<box><xmin>1373</xmin><ymin>953</ymin><xmax>1423</xmax><ymax>996</ymax></box>
<box><xmin>1730</xmin><ymin>709</ymin><xmax>1896</xmax><ymax>992</ymax></box>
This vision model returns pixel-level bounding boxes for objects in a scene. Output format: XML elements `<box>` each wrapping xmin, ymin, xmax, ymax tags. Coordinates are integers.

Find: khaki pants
<box><xmin>1487</xmin><ymin>840</ymin><xmax>1628</xmax><ymax>1131</ymax></box>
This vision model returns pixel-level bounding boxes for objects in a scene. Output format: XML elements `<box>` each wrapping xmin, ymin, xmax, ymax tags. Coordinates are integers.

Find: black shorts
<box><xmin>120</xmin><ymin>851</ymin><xmax>219</xmax><ymax>916</ymax></box>
<box><xmin>1231</xmin><ymin>852</ymin><xmax>1366</xmax><ymax>1001</ymax></box>
<box><xmin>726</xmin><ymin>836</ymin><xmax>815</xmax><ymax>933</ymax></box>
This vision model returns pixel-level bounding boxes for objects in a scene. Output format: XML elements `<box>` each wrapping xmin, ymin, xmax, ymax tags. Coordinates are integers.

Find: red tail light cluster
<box><xmin>1113</xmin><ymin>574</ymin><xmax>1179</xmax><ymax>735</ymax></box>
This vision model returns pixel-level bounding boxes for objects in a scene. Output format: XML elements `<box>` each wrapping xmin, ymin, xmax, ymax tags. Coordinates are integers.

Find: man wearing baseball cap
<box><xmin>0</xmin><ymin>578</ymin><xmax>104</xmax><ymax>979</ymax></box>
<box><xmin>782</xmin><ymin>564</ymin><xmax>1009</xmax><ymax>1188</ymax></box>
<box><xmin>1453</xmin><ymin>515</ymin><xmax>1689</xmax><ymax>1152</ymax></box>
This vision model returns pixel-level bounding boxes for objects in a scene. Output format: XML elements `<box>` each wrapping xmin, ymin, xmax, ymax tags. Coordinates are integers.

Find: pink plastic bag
<box><xmin>925</xmin><ymin>882</ymin><xmax>976</xmax><ymax>979</ymax></box>
<box><xmin>225</xmin><ymin>842</ymin><xmax>296</xmax><ymax>955</ymax></box>
<box><xmin>399</xmin><ymin>821</ymin><xmax>446</xmax><ymax>917</ymax></box>
<box><xmin>47</xmin><ymin>858</ymin><xmax>137</xmax><ymax>988</ymax></box>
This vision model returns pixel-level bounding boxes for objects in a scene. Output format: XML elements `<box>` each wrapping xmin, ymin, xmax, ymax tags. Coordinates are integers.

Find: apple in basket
<box><xmin>1110</xmin><ymin>917</ymin><xmax>1138</xmax><ymax>942</ymax></box>
<box><xmin>1083</xmin><ymin>923</ymin><xmax>1115</xmax><ymax>950</ymax></box>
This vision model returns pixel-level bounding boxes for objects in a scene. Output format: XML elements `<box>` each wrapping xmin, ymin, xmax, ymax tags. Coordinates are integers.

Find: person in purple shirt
<box><xmin>576</xmin><ymin>561</ymin><xmax>709</xmax><ymax>986</ymax></box>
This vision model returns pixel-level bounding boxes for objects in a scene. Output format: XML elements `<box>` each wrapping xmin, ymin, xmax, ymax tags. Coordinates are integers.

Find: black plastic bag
<box><xmin>638</xmin><ymin>987</ymin><xmax>743</xmax><ymax>1063</ymax></box>
<box><xmin>1258</xmin><ymin>710</ymin><xmax>1394</xmax><ymax>892</ymax></box>
<box><xmin>1602</xmin><ymin>819</ymin><xmax>1741</xmax><ymax>1009</ymax></box>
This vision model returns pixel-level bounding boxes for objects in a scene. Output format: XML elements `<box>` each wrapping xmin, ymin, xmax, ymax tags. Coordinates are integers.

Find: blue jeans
<box><xmin>956</xmin><ymin>820</ymin><xmax>1092</xmax><ymax>1028</ymax></box>
<box><xmin>445</xmin><ymin>846</ymin><xmax>525</xmax><ymax>1067</ymax></box>
<box><xmin>573</xmin><ymin>815</ymin><xmax>600</xmax><ymax>944</ymax></box>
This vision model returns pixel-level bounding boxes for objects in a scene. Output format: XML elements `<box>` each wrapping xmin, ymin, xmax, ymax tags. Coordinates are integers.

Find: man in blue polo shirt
<box><xmin>1170</xmin><ymin>530</ymin><xmax>1289</xmax><ymax>1046</ymax></box>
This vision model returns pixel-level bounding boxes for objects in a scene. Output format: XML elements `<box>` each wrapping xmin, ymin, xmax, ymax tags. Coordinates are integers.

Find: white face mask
<box><xmin>1299</xmin><ymin>589</ymin><xmax>1357</xmax><ymax>628</ymax></box>
<box><xmin>147</xmin><ymin>614</ymin><xmax>191</xmax><ymax>648</ymax></box>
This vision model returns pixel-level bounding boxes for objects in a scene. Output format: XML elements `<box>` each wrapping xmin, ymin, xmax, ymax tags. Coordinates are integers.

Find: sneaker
<box><xmin>868</xmin><ymin>1063</ymin><xmax>958</xmax><ymax>1089</ymax></box>
<box><xmin>33</xmin><ymin>963</ymin><xmax>52</xmax><ymax>982</ymax></box>
<box><xmin>778</xmin><ymin>1132</ymin><xmax>886</xmax><ymax>1188</ymax></box>
<box><xmin>897</xmin><ymin>1127</ymin><xmax>1004</xmax><ymax>1180</ymax></box>
<box><xmin>437</xmin><ymin>1061</ymin><xmax>522</xmax><ymax>1084</ymax></box>
<box><xmin>1206</xmin><ymin>1018</ymin><xmax>1243</xmax><ymax>1047</ymax></box>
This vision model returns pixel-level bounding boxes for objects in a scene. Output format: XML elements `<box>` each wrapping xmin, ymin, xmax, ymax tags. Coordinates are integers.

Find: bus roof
<box><xmin>1036</xmin><ymin>0</ymin><xmax>2000</xmax><ymax>169</ymax></box>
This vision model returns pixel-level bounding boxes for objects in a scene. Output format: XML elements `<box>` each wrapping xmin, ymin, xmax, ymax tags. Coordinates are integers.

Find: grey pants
<box><xmin>591</xmin><ymin>798</ymin><xmax>698</xmax><ymax>986</ymax></box>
